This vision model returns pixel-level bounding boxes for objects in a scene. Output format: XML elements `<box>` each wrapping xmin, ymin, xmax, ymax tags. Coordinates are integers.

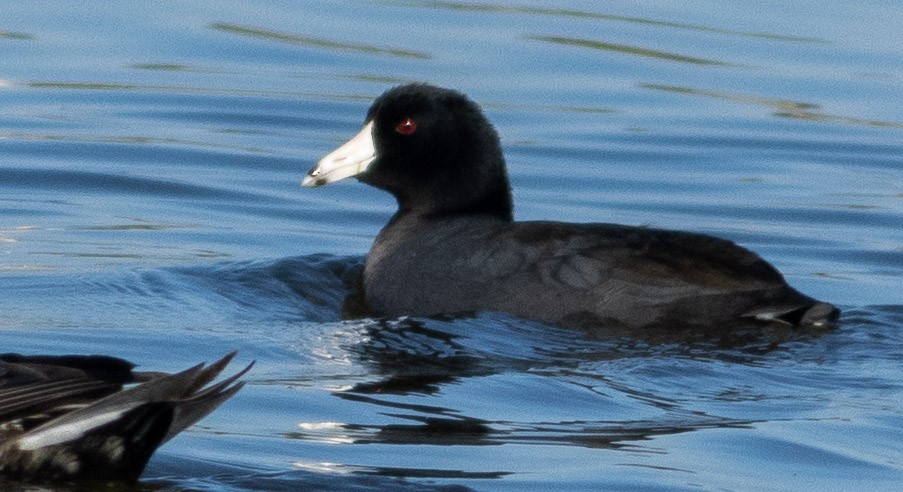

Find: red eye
<box><xmin>395</xmin><ymin>118</ymin><xmax>417</xmax><ymax>135</ymax></box>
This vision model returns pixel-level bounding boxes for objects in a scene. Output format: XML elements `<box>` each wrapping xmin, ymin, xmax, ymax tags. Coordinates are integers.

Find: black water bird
<box><xmin>303</xmin><ymin>84</ymin><xmax>838</xmax><ymax>332</ymax></box>
<box><xmin>0</xmin><ymin>352</ymin><xmax>251</xmax><ymax>483</ymax></box>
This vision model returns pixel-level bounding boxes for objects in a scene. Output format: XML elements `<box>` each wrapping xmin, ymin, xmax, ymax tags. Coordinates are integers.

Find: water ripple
<box><xmin>0</xmin><ymin>167</ymin><xmax>264</xmax><ymax>201</ymax></box>
<box><xmin>209</xmin><ymin>23</ymin><xmax>432</xmax><ymax>60</ymax></box>
<box><xmin>528</xmin><ymin>35</ymin><xmax>731</xmax><ymax>66</ymax></box>
<box><xmin>406</xmin><ymin>1</ymin><xmax>827</xmax><ymax>44</ymax></box>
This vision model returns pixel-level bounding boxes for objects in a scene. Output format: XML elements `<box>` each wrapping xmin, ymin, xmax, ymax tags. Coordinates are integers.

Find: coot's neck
<box><xmin>386</xmin><ymin>141</ymin><xmax>513</xmax><ymax>223</ymax></box>
<box><xmin>383</xmin><ymin>203</ymin><xmax>509</xmax><ymax>237</ymax></box>
<box><xmin>390</xmin><ymin>177</ymin><xmax>514</xmax><ymax>224</ymax></box>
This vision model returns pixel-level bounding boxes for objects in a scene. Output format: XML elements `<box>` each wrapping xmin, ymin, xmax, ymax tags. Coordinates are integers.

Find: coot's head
<box><xmin>303</xmin><ymin>84</ymin><xmax>513</xmax><ymax>220</ymax></box>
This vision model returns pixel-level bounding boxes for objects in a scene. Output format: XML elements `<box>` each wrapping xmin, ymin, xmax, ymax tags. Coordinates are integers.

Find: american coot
<box><xmin>0</xmin><ymin>352</ymin><xmax>251</xmax><ymax>483</ymax></box>
<box><xmin>303</xmin><ymin>84</ymin><xmax>839</xmax><ymax>331</ymax></box>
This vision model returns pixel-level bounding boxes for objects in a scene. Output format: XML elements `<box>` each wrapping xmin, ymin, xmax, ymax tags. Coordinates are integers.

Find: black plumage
<box><xmin>304</xmin><ymin>84</ymin><xmax>838</xmax><ymax>331</ymax></box>
<box><xmin>0</xmin><ymin>352</ymin><xmax>251</xmax><ymax>483</ymax></box>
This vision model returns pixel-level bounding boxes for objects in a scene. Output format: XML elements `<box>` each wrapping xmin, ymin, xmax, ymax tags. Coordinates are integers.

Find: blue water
<box><xmin>2</xmin><ymin>1</ymin><xmax>902</xmax><ymax>490</ymax></box>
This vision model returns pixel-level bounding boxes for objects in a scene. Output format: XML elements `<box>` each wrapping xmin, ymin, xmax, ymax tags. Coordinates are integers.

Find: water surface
<box><xmin>1</xmin><ymin>1</ymin><xmax>901</xmax><ymax>491</ymax></box>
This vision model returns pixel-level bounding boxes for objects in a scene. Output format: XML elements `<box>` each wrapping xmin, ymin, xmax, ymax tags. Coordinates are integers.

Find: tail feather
<box><xmin>0</xmin><ymin>379</ymin><xmax>119</xmax><ymax>422</ymax></box>
<box><xmin>163</xmin><ymin>359</ymin><xmax>254</xmax><ymax>443</ymax></box>
<box><xmin>0</xmin><ymin>353</ymin><xmax>251</xmax><ymax>483</ymax></box>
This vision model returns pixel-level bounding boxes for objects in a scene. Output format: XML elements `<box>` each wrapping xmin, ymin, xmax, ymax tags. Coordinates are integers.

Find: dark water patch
<box><xmin>339</xmin><ymin>73</ymin><xmax>417</xmax><ymax>85</ymax></box>
<box><xmin>132</xmin><ymin>63</ymin><xmax>191</xmax><ymax>71</ymax></box>
<box><xmin>0</xmin><ymin>131</ymin><xmax>273</xmax><ymax>156</ymax></box>
<box><xmin>24</xmin><ymin>81</ymin><xmax>373</xmax><ymax>102</ymax></box>
<box><xmin>0</xmin><ymin>138</ymin><xmax>307</xmax><ymax>173</ymax></box>
<box><xmin>0</xmin><ymin>30</ymin><xmax>34</xmax><ymax>40</ymax></box>
<box><xmin>528</xmin><ymin>35</ymin><xmax>731</xmax><ymax>66</ymax></box>
<box><xmin>332</xmin><ymin>313</ymin><xmax>845</xmax><ymax>403</ymax></box>
<box><xmin>341</xmin><ymin>316</ymin><xmax>577</xmax><ymax>378</ymax></box>
<box><xmin>0</xmin><ymin>206</ymin><xmax>65</xmax><ymax>220</ymax></box>
<box><xmin>642</xmin><ymin>84</ymin><xmax>903</xmax><ymax>129</ymax></box>
<box><xmin>209</xmin><ymin>23</ymin><xmax>432</xmax><ymax>60</ymax></box>
<box><xmin>147</xmin><ymin>460</ymin><xmax>474</xmax><ymax>492</ymax></box>
<box><xmin>298</xmin><ymin>404</ymin><xmax>755</xmax><ymax>451</ymax></box>
<box><xmin>28</xmin><ymin>81</ymin><xmax>142</xmax><ymax>91</ymax></box>
<box><xmin>165</xmin><ymin>254</ymin><xmax>365</xmax><ymax>323</ymax></box>
<box><xmin>0</xmin><ymin>167</ymin><xmax>265</xmax><ymax>202</ymax></box>
<box><xmin>135</xmin><ymin>109</ymin><xmax>353</xmax><ymax>132</ymax></box>
<box><xmin>80</xmin><ymin>223</ymin><xmax>176</xmax><ymax>231</ymax></box>
<box><xmin>340</xmin><ymin>318</ymin><xmax>500</xmax><ymax>395</ymax></box>
<box><xmin>775</xmin><ymin>109</ymin><xmax>903</xmax><ymax>129</ymax></box>
<box><xmin>351</xmin><ymin>465</ymin><xmax>506</xmax><ymax>480</ymax></box>
<box><xmin>643</xmin><ymin>83</ymin><xmax>818</xmax><ymax>111</ymax></box>
<box><xmin>20</xmin><ymin>85</ymin><xmax>371</xmax><ymax>117</ymax></box>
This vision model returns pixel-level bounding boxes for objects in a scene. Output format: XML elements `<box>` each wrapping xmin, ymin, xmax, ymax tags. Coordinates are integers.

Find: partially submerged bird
<box><xmin>0</xmin><ymin>352</ymin><xmax>251</xmax><ymax>483</ymax></box>
<box><xmin>303</xmin><ymin>84</ymin><xmax>839</xmax><ymax>332</ymax></box>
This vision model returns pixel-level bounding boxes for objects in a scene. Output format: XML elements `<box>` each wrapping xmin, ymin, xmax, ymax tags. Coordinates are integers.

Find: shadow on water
<box><xmin>275</xmin><ymin>315</ymin><xmax>764</xmax><ymax>461</ymax></box>
<box><xmin>149</xmin><ymin>464</ymin><xmax>478</xmax><ymax>492</ymax></box>
<box><xmin>333</xmin><ymin>313</ymin><xmax>836</xmax><ymax>396</ymax></box>
<box><xmin>291</xmin><ymin>403</ymin><xmax>754</xmax><ymax>451</ymax></box>
<box><xmin>341</xmin><ymin>320</ymin><xmax>493</xmax><ymax>395</ymax></box>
